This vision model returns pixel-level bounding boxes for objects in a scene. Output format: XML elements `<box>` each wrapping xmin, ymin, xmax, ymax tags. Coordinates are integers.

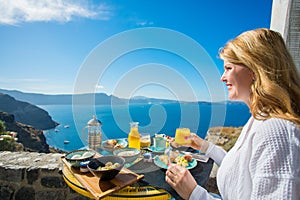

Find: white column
<box><xmin>270</xmin><ymin>0</ymin><xmax>300</xmax><ymax>73</ymax></box>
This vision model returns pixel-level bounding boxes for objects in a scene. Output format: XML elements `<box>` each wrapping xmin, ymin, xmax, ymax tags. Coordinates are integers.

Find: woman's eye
<box><xmin>224</xmin><ymin>66</ymin><xmax>232</xmax><ymax>71</ymax></box>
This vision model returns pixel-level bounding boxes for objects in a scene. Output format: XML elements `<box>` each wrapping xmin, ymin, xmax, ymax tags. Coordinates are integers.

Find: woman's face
<box><xmin>221</xmin><ymin>61</ymin><xmax>254</xmax><ymax>105</ymax></box>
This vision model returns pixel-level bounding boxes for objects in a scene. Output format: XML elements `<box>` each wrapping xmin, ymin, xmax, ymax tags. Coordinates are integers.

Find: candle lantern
<box><xmin>83</xmin><ymin>115</ymin><xmax>102</xmax><ymax>150</ymax></box>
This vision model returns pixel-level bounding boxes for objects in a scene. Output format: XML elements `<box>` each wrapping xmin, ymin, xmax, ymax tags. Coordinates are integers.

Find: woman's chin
<box><xmin>228</xmin><ymin>95</ymin><xmax>238</xmax><ymax>101</ymax></box>
<box><xmin>228</xmin><ymin>95</ymin><xmax>235</xmax><ymax>100</ymax></box>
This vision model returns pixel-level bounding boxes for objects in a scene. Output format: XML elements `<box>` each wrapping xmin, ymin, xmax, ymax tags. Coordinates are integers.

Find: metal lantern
<box><xmin>84</xmin><ymin>115</ymin><xmax>102</xmax><ymax>150</ymax></box>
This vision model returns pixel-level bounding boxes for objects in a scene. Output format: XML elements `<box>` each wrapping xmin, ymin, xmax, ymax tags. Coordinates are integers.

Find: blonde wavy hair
<box><xmin>219</xmin><ymin>28</ymin><xmax>300</xmax><ymax>125</ymax></box>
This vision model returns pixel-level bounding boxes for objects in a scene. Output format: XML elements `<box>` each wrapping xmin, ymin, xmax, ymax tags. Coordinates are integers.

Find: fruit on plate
<box><xmin>159</xmin><ymin>151</ymin><xmax>193</xmax><ymax>167</ymax></box>
<box><xmin>174</xmin><ymin>156</ymin><xmax>189</xmax><ymax>167</ymax></box>
<box><xmin>183</xmin><ymin>154</ymin><xmax>193</xmax><ymax>162</ymax></box>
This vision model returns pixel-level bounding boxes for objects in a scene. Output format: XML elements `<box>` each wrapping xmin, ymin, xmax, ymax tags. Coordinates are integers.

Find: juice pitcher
<box><xmin>128</xmin><ymin>122</ymin><xmax>140</xmax><ymax>150</ymax></box>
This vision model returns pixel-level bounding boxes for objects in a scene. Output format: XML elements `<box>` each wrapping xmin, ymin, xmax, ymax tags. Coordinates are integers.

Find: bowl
<box><xmin>113</xmin><ymin>147</ymin><xmax>140</xmax><ymax>164</ymax></box>
<box><xmin>87</xmin><ymin>156</ymin><xmax>125</xmax><ymax>181</ymax></box>
<box><xmin>65</xmin><ymin>150</ymin><xmax>95</xmax><ymax>168</ymax></box>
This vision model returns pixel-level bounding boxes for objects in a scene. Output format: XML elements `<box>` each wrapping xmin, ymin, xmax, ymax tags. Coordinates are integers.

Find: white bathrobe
<box><xmin>190</xmin><ymin>117</ymin><xmax>300</xmax><ymax>200</ymax></box>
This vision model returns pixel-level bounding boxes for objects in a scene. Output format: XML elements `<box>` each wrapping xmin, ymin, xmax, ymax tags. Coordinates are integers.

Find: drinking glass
<box><xmin>175</xmin><ymin>128</ymin><xmax>191</xmax><ymax>146</ymax></box>
<box><xmin>140</xmin><ymin>133</ymin><xmax>151</xmax><ymax>148</ymax></box>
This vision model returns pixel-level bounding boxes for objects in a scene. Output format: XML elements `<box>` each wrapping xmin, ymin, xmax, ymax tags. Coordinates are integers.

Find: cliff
<box><xmin>0</xmin><ymin>93</ymin><xmax>58</xmax><ymax>130</ymax></box>
<box><xmin>205</xmin><ymin>126</ymin><xmax>242</xmax><ymax>151</ymax></box>
<box><xmin>205</xmin><ymin>126</ymin><xmax>243</xmax><ymax>194</ymax></box>
<box><xmin>0</xmin><ymin>111</ymin><xmax>50</xmax><ymax>153</ymax></box>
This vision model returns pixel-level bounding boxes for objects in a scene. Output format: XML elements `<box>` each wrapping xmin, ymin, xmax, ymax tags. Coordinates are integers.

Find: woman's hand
<box><xmin>190</xmin><ymin>133</ymin><xmax>209</xmax><ymax>153</ymax></box>
<box><xmin>165</xmin><ymin>164</ymin><xmax>197</xmax><ymax>199</ymax></box>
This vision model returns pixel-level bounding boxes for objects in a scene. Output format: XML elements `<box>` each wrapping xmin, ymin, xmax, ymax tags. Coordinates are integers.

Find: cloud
<box><xmin>136</xmin><ymin>20</ymin><xmax>154</xmax><ymax>27</ymax></box>
<box><xmin>0</xmin><ymin>0</ymin><xmax>112</xmax><ymax>25</ymax></box>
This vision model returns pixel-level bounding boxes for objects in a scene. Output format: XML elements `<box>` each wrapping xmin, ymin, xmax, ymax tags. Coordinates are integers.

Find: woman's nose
<box><xmin>220</xmin><ymin>72</ymin><xmax>226</xmax><ymax>82</ymax></box>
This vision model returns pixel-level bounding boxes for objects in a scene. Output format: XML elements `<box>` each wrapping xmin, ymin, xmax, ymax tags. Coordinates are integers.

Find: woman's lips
<box><xmin>226</xmin><ymin>83</ymin><xmax>232</xmax><ymax>90</ymax></box>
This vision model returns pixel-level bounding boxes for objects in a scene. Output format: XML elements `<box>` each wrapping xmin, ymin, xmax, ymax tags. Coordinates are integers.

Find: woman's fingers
<box><xmin>166</xmin><ymin>164</ymin><xmax>178</xmax><ymax>184</ymax></box>
<box><xmin>166</xmin><ymin>164</ymin><xmax>197</xmax><ymax>199</ymax></box>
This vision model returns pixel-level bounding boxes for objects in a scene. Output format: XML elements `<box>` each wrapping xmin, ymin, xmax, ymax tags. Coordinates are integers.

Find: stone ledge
<box><xmin>0</xmin><ymin>151</ymin><xmax>89</xmax><ymax>200</ymax></box>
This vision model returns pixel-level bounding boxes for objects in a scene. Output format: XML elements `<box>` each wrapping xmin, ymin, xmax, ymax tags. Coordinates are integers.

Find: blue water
<box><xmin>40</xmin><ymin>102</ymin><xmax>250</xmax><ymax>152</ymax></box>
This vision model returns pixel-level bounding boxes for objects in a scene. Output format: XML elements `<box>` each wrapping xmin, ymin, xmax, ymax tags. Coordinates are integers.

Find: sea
<box><xmin>40</xmin><ymin>102</ymin><xmax>251</xmax><ymax>152</ymax></box>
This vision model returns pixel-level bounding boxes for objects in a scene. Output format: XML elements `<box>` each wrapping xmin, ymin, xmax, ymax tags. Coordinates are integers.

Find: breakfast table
<box><xmin>62</xmin><ymin>144</ymin><xmax>214</xmax><ymax>200</ymax></box>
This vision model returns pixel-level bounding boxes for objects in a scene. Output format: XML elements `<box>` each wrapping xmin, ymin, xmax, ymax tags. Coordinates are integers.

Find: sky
<box><xmin>0</xmin><ymin>0</ymin><xmax>273</xmax><ymax>102</ymax></box>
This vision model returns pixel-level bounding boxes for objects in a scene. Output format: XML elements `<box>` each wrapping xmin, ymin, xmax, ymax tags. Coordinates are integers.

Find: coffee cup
<box><xmin>154</xmin><ymin>134</ymin><xmax>166</xmax><ymax>151</ymax></box>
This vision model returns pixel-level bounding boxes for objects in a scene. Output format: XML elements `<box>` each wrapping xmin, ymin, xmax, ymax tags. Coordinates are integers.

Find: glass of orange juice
<box><xmin>175</xmin><ymin>128</ymin><xmax>191</xmax><ymax>146</ymax></box>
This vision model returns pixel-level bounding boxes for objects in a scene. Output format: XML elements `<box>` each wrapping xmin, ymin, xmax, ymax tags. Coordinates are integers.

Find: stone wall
<box><xmin>0</xmin><ymin>151</ymin><xmax>89</xmax><ymax>200</ymax></box>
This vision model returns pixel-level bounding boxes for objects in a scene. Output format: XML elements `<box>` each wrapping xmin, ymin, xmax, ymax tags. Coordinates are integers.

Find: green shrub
<box><xmin>0</xmin><ymin>136</ymin><xmax>16</xmax><ymax>151</ymax></box>
<box><xmin>0</xmin><ymin>120</ymin><xmax>18</xmax><ymax>151</ymax></box>
<box><xmin>0</xmin><ymin>120</ymin><xmax>5</xmax><ymax>133</ymax></box>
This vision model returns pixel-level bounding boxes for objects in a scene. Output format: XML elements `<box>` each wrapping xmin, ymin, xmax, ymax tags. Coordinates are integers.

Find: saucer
<box><xmin>148</xmin><ymin>146</ymin><xmax>165</xmax><ymax>153</ymax></box>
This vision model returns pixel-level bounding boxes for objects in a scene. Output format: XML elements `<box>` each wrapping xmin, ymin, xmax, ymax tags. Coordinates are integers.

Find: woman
<box><xmin>165</xmin><ymin>28</ymin><xmax>300</xmax><ymax>199</ymax></box>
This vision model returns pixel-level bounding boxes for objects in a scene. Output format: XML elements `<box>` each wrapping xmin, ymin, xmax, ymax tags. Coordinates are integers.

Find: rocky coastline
<box><xmin>0</xmin><ymin>92</ymin><xmax>63</xmax><ymax>153</ymax></box>
<box><xmin>0</xmin><ymin>111</ymin><xmax>51</xmax><ymax>153</ymax></box>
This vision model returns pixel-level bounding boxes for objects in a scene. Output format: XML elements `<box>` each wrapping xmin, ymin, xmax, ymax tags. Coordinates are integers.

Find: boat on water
<box><xmin>64</xmin><ymin>125</ymin><xmax>70</xmax><ymax>128</ymax></box>
<box><xmin>64</xmin><ymin>140</ymin><xmax>70</xmax><ymax>144</ymax></box>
